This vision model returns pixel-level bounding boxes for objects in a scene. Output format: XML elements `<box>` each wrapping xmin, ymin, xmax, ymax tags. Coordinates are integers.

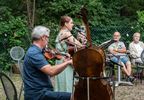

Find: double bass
<box><xmin>72</xmin><ymin>7</ymin><xmax>113</xmax><ymax>100</ymax></box>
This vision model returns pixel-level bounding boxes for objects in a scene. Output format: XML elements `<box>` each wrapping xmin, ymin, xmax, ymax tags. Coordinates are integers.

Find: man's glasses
<box><xmin>41</xmin><ymin>35</ymin><xmax>49</xmax><ymax>41</ymax></box>
<box><xmin>114</xmin><ymin>35</ymin><xmax>120</xmax><ymax>37</ymax></box>
<box><xmin>45</xmin><ymin>35</ymin><xmax>49</xmax><ymax>38</ymax></box>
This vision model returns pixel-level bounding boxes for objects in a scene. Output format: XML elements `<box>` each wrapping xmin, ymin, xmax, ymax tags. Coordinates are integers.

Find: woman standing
<box><xmin>55</xmin><ymin>16</ymin><xmax>83</xmax><ymax>92</ymax></box>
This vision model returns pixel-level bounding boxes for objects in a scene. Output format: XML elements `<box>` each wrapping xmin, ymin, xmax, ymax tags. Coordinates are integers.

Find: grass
<box><xmin>0</xmin><ymin>73</ymin><xmax>144</xmax><ymax>100</ymax></box>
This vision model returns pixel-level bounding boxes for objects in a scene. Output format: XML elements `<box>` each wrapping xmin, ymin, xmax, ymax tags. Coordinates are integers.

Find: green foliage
<box><xmin>137</xmin><ymin>11</ymin><xmax>144</xmax><ymax>23</ymax></box>
<box><xmin>0</xmin><ymin>6</ymin><xmax>28</xmax><ymax>71</ymax></box>
<box><xmin>1</xmin><ymin>0</ymin><xmax>144</xmax><ymax>71</ymax></box>
<box><xmin>134</xmin><ymin>11</ymin><xmax>144</xmax><ymax>40</ymax></box>
<box><xmin>48</xmin><ymin>59</ymin><xmax>55</xmax><ymax>65</ymax></box>
<box><xmin>0</xmin><ymin>52</ymin><xmax>11</xmax><ymax>70</ymax></box>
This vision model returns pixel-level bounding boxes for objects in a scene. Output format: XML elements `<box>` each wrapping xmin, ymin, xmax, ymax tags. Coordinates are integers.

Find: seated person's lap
<box><xmin>42</xmin><ymin>91</ymin><xmax>71</xmax><ymax>100</ymax></box>
<box><xmin>111</xmin><ymin>56</ymin><xmax>129</xmax><ymax>64</ymax></box>
<box><xmin>25</xmin><ymin>90</ymin><xmax>71</xmax><ymax>100</ymax></box>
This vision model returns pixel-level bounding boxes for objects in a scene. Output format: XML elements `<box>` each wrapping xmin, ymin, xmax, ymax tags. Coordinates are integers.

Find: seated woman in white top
<box><xmin>129</xmin><ymin>32</ymin><xmax>144</xmax><ymax>65</ymax></box>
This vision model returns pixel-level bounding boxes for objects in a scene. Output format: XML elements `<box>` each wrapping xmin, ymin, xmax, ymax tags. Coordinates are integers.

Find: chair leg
<box><xmin>136</xmin><ymin>66</ymin><xmax>139</xmax><ymax>83</ymax></box>
<box><xmin>140</xmin><ymin>69</ymin><xmax>144</xmax><ymax>84</ymax></box>
<box><xmin>18</xmin><ymin>82</ymin><xmax>23</xmax><ymax>100</ymax></box>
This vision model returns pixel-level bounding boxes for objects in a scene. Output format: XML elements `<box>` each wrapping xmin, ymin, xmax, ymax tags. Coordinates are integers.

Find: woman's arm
<box><xmin>65</xmin><ymin>31</ymin><xmax>83</xmax><ymax>48</ymax></box>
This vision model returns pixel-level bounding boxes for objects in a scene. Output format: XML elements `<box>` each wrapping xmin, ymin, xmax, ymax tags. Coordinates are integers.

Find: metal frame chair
<box><xmin>129</xmin><ymin>50</ymin><xmax>144</xmax><ymax>84</ymax></box>
<box><xmin>0</xmin><ymin>72</ymin><xmax>18</xmax><ymax>100</ymax></box>
<box><xmin>134</xmin><ymin>62</ymin><xmax>144</xmax><ymax>84</ymax></box>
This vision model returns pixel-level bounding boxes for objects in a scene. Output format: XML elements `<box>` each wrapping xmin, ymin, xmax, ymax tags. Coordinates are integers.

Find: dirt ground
<box><xmin>115</xmin><ymin>83</ymin><xmax>144</xmax><ymax>100</ymax></box>
<box><xmin>0</xmin><ymin>74</ymin><xmax>144</xmax><ymax>100</ymax></box>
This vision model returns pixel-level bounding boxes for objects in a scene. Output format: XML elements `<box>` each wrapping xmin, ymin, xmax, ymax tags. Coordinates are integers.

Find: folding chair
<box><xmin>129</xmin><ymin>50</ymin><xmax>144</xmax><ymax>84</ymax></box>
<box><xmin>0</xmin><ymin>72</ymin><xmax>18</xmax><ymax>100</ymax></box>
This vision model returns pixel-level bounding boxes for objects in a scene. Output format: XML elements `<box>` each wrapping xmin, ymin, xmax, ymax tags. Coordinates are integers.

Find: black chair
<box><xmin>134</xmin><ymin>62</ymin><xmax>144</xmax><ymax>84</ymax></box>
<box><xmin>0</xmin><ymin>72</ymin><xmax>18</xmax><ymax>100</ymax></box>
<box><xmin>129</xmin><ymin>50</ymin><xmax>144</xmax><ymax>84</ymax></box>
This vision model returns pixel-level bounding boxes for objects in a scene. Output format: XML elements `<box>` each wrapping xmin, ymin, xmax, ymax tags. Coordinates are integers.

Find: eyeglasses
<box><xmin>41</xmin><ymin>35</ymin><xmax>49</xmax><ymax>42</ymax></box>
<box><xmin>44</xmin><ymin>35</ymin><xmax>49</xmax><ymax>39</ymax></box>
<box><xmin>134</xmin><ymin>36</ymin><xmax>140</xmax><ymax>37</ymax></box>
<box><xmin>114</xmin><ymin>35</ymin><xmax>120</xmax><ymax>37</ymax></box>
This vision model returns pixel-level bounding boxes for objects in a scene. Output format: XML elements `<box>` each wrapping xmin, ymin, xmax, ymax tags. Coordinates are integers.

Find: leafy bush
<box><xmin>135</xmin><ymin>11</ymin><xmax>144</xmax><ymax>39</ymax></box>
<box><xmin>1</xmin><ymin>0</ymin><xmax>144</xmax><ymax>71</ymax></box>
<box><xmin>0</xmin><ymin>7</ymin><xmax>28</xmax><ymax>70</ymax></box>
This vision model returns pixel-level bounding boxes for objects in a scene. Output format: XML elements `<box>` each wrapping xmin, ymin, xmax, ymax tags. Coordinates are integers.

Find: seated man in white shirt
<box><xmin>129</xmin><ymin>32</ymin><xmax>144</xmax><ymax>65</ymax></box>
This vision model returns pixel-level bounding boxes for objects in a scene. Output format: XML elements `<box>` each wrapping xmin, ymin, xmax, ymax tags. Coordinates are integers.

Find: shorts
<box><xmin>111</xmin><ymin>56</ymin><xmax>129</xmax><ymax>64</ymax></box>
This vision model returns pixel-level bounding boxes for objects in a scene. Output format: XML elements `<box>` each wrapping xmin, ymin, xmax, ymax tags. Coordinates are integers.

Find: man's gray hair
<box><xmin>32</xmin><ymin>26</ymin><xmax>50</xmax><ymax>41</ymax></box>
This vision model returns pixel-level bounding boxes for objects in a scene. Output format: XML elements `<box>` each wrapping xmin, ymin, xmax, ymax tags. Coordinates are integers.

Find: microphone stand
<box><xmin>107</xmin><ymin>56</ymin><xmax>123</xmax><ymax>100</ymax></box>
<box><xmin>111</xmin><ymin>62</ymin><xmax>115</xmax><ymax>100</ymax></box>
<box><xmin>109</xmin><ymin>59</ymin><xmax>123</xmax><ymax>100</ymax></box>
